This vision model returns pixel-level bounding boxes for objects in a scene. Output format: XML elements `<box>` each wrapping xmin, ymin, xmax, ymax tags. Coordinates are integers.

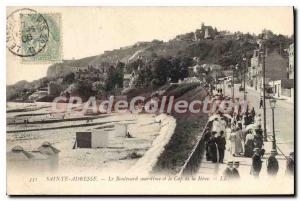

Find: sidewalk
<box><xmin>197</xmin><ymin>139</ymin><xmax>291</xmax><ymax>181</ymax></box>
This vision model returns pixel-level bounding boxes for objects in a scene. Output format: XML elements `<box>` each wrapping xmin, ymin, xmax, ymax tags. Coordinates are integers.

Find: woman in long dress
<box><xmin>244</xmin><ymin>131</ymin><xmax>255</xmax><ymax>157</ymax></box>
<box><xmin>229</xmin><ymin>127</ymin><xmax>243</xmax><ymax>156</ymax></box>
<box><xmin>229</xmin><ymin>128</ymin><xmax>236</xmax><ymax>156</ymax></box>
<box><xmin>235</xmin><ymin>127</ymin><xmax>244</xmax><ymax>154</ymax></box>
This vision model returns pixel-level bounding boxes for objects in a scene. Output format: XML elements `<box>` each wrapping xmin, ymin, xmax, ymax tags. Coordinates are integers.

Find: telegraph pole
<box><xmin>261</xmin><ymin>42</ymin><xmax>268</xmax><ymax>142</ymax></box>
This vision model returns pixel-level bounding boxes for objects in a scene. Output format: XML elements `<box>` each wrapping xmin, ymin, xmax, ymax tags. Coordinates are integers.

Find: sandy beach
<box><xmin>7</xmin><ymin>102</ymin><xmax>176</xmax><ymax>175</ymax></box>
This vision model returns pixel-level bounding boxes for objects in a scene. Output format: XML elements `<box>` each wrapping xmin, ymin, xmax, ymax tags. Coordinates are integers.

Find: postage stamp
<box><xmin>6</xmin><ymin>8</ymin><xmax>62</xmax><ymax>62</ymax></box>
<box><xmin>21</xmin><ymin>13</ymin><xmax>62</xmax><ymax>62</ymax></box>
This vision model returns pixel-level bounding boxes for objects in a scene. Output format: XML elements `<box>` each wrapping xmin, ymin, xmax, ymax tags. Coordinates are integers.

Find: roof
<box><xmin>37</xmin><ymin>141</ymin><xmax>60</xmax><ymax>155</ymax></box>
<box><xmin>7</xmin><ymin>146</ymin><xmax>34</xmax><ymax>161</ymax></box>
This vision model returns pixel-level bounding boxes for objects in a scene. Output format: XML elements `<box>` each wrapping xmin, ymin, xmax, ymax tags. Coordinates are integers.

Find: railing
<box><xmin>177</xmin><ymin>120</ymin><xmax>210</xmax><ymax>176</ymax></box>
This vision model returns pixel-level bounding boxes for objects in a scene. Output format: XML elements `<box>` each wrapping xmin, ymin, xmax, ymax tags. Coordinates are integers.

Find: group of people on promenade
<box><xmin>203</xmin><ymin>89</ymin><xmax>294</xmax><ymax>180</ymax></box>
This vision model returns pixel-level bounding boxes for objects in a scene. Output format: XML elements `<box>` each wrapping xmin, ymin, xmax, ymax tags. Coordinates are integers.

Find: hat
<box><xmin>227</xmin><ymin>161</ymin><xmax>233</xmax><ymax>164</ymax></box>
<box><xmin>270</xmin><ymin>150</ymin><xmax>277</xmax><ymax>154</ymax></box>
<box><xmin>234</xmin><ymin>161</ymin><xmax>240</xmax><ymax>165</ymax></box>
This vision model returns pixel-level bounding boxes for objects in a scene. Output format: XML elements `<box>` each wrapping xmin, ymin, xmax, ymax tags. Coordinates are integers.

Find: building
<box><xmin>181</xmin><ymin>77</ymin><xmax>202</xmax><ymax>84</ymax></box>
<box><xmin>248</xmin><ymin>49</ymin><xmax>263</xmax><ymax>90</ymax></box>
<box><xmin>75</xmin><ymin>131</ymin><xmax>109</xmax><ymax>148</ymax></box>
<box><xmin>204</xmin><ymin>28</ymin><xmax>212</xmax><ymax>39</ymax></box>
<box><xmin>248</xmin><ymin>49</ymin><xmax>288</xmax><ymax>91</ymax></box>
<box><xmin>248</xmin><ymin>47</ymin><xmax>294</xmax><ymax>102</ymax></box>
<box><xmin>123</xmin><ymin>70</ymin><xmax>138</xmax><ymax>89</ymax></box>
<box><xmin>269</xmin><ymin>79</ymin><xmax>294</xmax><ymax>102</ymax></box>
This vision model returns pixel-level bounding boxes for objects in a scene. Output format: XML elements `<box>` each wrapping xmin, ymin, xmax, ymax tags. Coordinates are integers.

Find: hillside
<box><xmin>8</xmin><ymin>25</ymin><xmax>293</xmax><ymax>102</ymax></box>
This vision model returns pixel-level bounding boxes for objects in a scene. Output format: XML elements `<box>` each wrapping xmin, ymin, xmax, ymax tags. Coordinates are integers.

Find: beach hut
<box><xmin>7</xmin><ymin>146</ymin><xmax>33</xmax><ymax>161</ymax></box>
<box><xmin>7</xmin><ymin>143</ymin><xmax>61</xmax><ymax>173</ymax></box>
<box><xmin>37</xmin><ymin>141</ymin><xmax>60</xmax><ymax>170</ymax></box>
<box><xmin>75</xmin><ymin>131</ymin><xmax>108</xmax><ymax>148</ymax></box>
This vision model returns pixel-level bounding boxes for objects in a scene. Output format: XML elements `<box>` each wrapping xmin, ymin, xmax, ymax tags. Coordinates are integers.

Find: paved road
<box><xmin>224</xmin><ymin>83</ymin><xmax>294</xmax><ymax>152</ymax></box>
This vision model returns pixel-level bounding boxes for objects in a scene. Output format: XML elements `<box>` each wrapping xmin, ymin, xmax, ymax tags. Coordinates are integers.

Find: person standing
<box><xmin>244</xmin><ymin>131</ymin><xmax>255</xmax><ymax>157</ymax></box>
<box><xmin>259</xmin><ymin>97</ymin><xmax>264</xmax><ymax>108</ymax></box>
<box><xmin>254</xmin><ymin>125</ymin><xmax>265</xmax><ymax>156</ymax></box>
<box><xmin>235</xmin><ymin>127</ymin><xmax>244</xmax><ymax>155</ymax></box>
<box><xmin>285</xmin><ymin>152</ymin><xmax>294</xmax><ymax>176</ymax></box>
<box><xmin>216</xmin><ymin>131</ymin><xmax>226</xmax><ymax>163</ymax></box>
<box><xmin>244</xmin><ymin>113</ymin><xmax>251</xmax><ymax>127</ymax></box>
<box><xmin>250</xmin><ymin>148</ymin><xmax>263</xmax><ymax>178</ymax></box>
<box><xmin>232</xmin><ymin>161</ymin><xmax>240</xmax><ymax>179</ymax></box>
<box><xmin>250</xmin><ymin>108</ymin><xmax>256</xmax><ymax>124</ymax></box>
<box><xmin>212</xmin><ymin>117</ymin><xmax>221</xmax><ymax>136</ymax></box>
<box><xmin>255</xmin><ymin>114</ymin><xmax>262</xmax><ymax>127</ymax></box>
<box><xmin>253</xmin><ymin>131</ymin><xmax>263</xmax><ymax>150</ymax></box>
<box><xmin>223</xmin><ymin>161</ymin><xmax>234</xmax><ymax>181</ymax></box>
<box><xmin>220</xmin><ymin>117</ymin><xmax>227</xmax><ymax>135</ymax></box>
<box><xmin>267</xmin><ymin>150</ymin><xmax>279</xmax><ymax>176</ymax></box>
<box><xmin>229</xmin><ymin>128</ymin><xmax>237</xmax><ymax>156</ymax></box>
<box><xmin>207</xmin><ymin>135</ymin><xmax>218</xmax><ymax>163</ymax></box>
<box><xmin>229</xmin><ymin>127</ymin><xmax>243</xmax><ymax>156</ymax></box>
<box><xmin>225</xmin><ymin>125</ymin><xmax>231</xmax><ymax>140</ymax></box>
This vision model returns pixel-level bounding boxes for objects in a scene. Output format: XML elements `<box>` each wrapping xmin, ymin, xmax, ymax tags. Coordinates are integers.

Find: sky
<box><xmin>7</xmin><ymin>7</ymin><xmax>294</xmax><ymax>85</ymax></box>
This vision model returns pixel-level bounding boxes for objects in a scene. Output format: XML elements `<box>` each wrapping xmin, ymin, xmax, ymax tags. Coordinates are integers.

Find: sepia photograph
<box><xmin>5</xmin><ymin>6</ymin><xmax>295</xmax><ymax>195</ymax></box>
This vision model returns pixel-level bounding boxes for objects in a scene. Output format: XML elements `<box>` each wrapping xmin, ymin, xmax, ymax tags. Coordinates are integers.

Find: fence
<box><xmin>177</xmin><ymin>120</ymin><xmax>210</xmax><ymax>176</ymax></box>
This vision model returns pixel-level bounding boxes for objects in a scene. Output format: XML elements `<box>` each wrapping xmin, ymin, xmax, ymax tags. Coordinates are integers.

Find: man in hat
<box><xmin>267</xmin><ymin>150</ymin><xmax>279</xmax><ymax>176</ymax></box>
<box><xmin>216</xmin><ymin>131</ymin><xmax>226</xmax><ymax>163</ymax></box>
<box><xmin>223</xmin><ymin>161</ymin><xmax>234</xmax><ymax>180</ymax></box>
<box><xmin>251</xmin><ymin>148</ymin><xmax>262</xmax><ymax>178</ymax></box>
<box><xmin>285</xmin><ymin>152</ymin><xmax>294</xmax><ymax>176</ymax></box>
<box><xmin>232</xmin><ymin>161</ymin><xmax>240</xmax><ymax>179</ymax></box>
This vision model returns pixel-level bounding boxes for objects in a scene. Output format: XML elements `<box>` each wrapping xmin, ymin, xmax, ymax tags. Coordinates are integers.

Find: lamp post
<box><xmin>269</xmin><ymin>98</ymin><xmax>277</xmax><ymax>154</ymax></box>
<box><xmin>242</xmin><ymin>57</ymin><xmax>247</xmax><ymax>100</ymax></box>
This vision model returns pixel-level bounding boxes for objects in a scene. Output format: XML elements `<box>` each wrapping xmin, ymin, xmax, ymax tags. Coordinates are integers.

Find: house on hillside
<box><xmin>123</xmin><ymin>70</ymin><xmax>138</xmax><ymax>90</ymax></box>
<box><xmin>194</xmin><ymin>23</ymin><xmax>216</xmax><ymax>40</ymax></box>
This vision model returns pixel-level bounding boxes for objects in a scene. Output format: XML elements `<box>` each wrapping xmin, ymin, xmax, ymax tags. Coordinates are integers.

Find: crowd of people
<box><xmin>203</xmin><ymin>87</ymin><xmax>294</xmax><ymax>181</ymax></box>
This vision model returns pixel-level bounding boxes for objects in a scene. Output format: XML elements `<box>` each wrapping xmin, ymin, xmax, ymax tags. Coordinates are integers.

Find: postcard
<box><xmin>6</xmin><ymin>6</ymin><xmax>294</xmax><ymax>195</ymax></box>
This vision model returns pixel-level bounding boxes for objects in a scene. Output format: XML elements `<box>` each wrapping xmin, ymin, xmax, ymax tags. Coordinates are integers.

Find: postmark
<box><xmin>6</xmin><ymin>8</ymin><xmax>49</xmax><ymax>57</ymax></box>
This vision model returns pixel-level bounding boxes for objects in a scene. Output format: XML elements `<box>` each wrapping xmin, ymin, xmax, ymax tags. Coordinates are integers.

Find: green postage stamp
<box><xmin>21</xmin><ymin>12</ymin><xmax>62</xmax><ymax>62</ymax></box>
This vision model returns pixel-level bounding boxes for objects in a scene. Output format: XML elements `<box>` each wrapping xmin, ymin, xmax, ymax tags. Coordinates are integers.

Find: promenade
<box><xmin>196</xmin><ymin>83</ymin><xmax>294</xmax><ymax>182</ymax></box>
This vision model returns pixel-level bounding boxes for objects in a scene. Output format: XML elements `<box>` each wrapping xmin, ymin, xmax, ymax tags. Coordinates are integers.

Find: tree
<box><xmin>151</xmin><ymin>57</ymin><xmax>171</xmax><ymax>87</ymax></box>
<box><xmin>63</xmin><ymin>72</ymin><xmax>75</xmax><ymax>84</ymax></box>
